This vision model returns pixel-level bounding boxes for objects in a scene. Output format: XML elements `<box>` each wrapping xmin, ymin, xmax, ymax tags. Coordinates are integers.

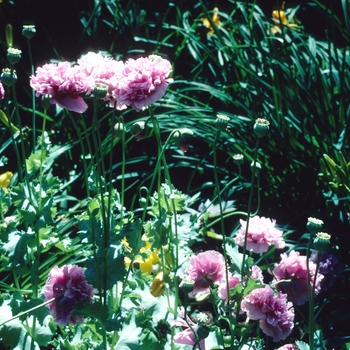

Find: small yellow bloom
<box><xmin>269</xmin><ymin>2</ymin><xmax>299</xmax><ymax>34</ymax></box>
<box><xmin>150</xmin><ymin>272</ymin><xmax>165</xmax><ymax>297</ymax></box>
<box><xmin>0</xmin><ymin>171</ymin><xmax>13</xmax><ymax>188</ymax></box>
<box><xmin>202</xmin><ymin>7</ymin><xmax>221</xmax><ymax>35</ymax></box>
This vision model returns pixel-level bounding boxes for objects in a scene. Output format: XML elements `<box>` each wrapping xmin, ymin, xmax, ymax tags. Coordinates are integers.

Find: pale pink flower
<box><xmin>172</xmin><ymin>307</ymin><xmax>205</xmax><ymax>349</ymax></box>
<box><xmin>273</xmin><ymin>250</ymin><xmax>324</xmax><ymax>305</ymax></box>
<box><xmin>112</xmin><ymin>55</ymin><xmax>172</xmax><ymax>112</ymax></box>
<box><xmin>251</xmin><ymin>265</ymin><xmax>264</xmax><ymax>283</ymax></box>
<box><xmin>234</xmin><ymin>216</ymin><xmax>285</xmax><ymax>254</ymax></box>
<box><xmin>0</xmin><ymin>82</ymin><xmax>5</xmax><ymax>100</ymax></box>
<box><xmin>217</xmin><ymin>274</ymin><xmax>240</xmax><ymax>302</ymax></box>
<box><xmin>76</xmin><ymin>52</ymin><xmax>125</xmax><ymax>108</ymax></box>
<box><xmin>43</xmin><ymin>265</ymin><xmax>95</xmax><ymax>326</ymax></box>
<box><xmin>241</xmin><ymin>285</ymin><xmax>294</xmax><ymax>342</ymax></box>
<box><xmin>277</xmin><ymin>345</ymin><xmax>296</xmax><ymax>350</ymax></box>
<box><xmin>30</xmin><ymin>62</ymin><xmax>90</xmax><ymax>113</ymax></box>
<box><xmin>182</xmin><ymin>250</ymin><xmax>226</xmax><ymax>297</ymax></box>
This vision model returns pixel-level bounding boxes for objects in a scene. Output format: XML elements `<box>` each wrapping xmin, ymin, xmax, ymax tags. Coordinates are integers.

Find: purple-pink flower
<box><xmin>182</xmin><ymin>250</ymin><xmax>226</xmax><ymax>298</ymax></box>
<box><xmin>217</xmin><ymin>274</ymin><xmax>240</xmax><ymax>302</ymax></box>
<box><xmin>241</xmin><ymin>285</ymin><xmax>295</xmax><ymax>342</ymax></box>
<box><xmin>273</xmin><ymin>250</ymin><xmax>324</xmax><ymax>305</ymax></box>
<box><xmin>0</xmin><ymin>82</ymin><xmax>5</xmax><ymax>100</ymax></box>
<box><xmin>113</xmin><ymin>55</ymin><xmax>173</xmax><ymax>112</ymax></box>
<box><xmin>172</xmin><ymin>307</ymin><xmax>206</xmax><ymax>349</ymax></box>
<box><xmin>234</xmin><ymin>216</ymin><xmax>285</xmax><ymax>254</ymax></box>
<box><xmin>30</xmin><ymin>62</ymin><xmax>90</xmax><ymax>113</ymax></box>
<box><xmin>43</xmin><ymin>265</ymin><xmax>95</xmax><ymax>326</ymax></box>
<box><xmin>277</xmin><ymin>345</ymin><xmax>296</xmax><ymax>350</ymax></box>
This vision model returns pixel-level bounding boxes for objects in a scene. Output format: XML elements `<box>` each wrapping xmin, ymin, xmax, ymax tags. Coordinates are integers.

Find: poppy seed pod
<box><xmin>313</xmin><ymin>232</ymin><xmax>331</xmax><ymax>252</ymax></box>
<box><xmin>233</xmin><ymin>154</ymin><xmax>244</xmax><ymax>165</ymax></box>
<box><xmin>7</xmin><ymin>48</ymin><xmax>22</xmax><ymax>65</ymax></box>
<box><xmin>216</xmin><ymin>114</ymin><xmax>230</xmax><ymax>131</ymax></box>
<box><xmin>250</xmin><ymin>161</ymin><xmax>262</xmax><ymax>176</ymax></box>
<box><xmin>1</xmin><ymin>68</ymin><xmax>17</xmax><ymax>86</ymax></box>
<box><xmin>307</xmin><ymin>217</ymin><xmax>324</xmax><ymax>234</ymax></box>
<box><xmin>114</xmin><ymin>122</ymin><xmax>125</xmax><ymax>139</ymax></box>
<box><xmin>254</xmin><ymin>118</ymin><xmax>270</xmax><ymax>138</ymax></box>
<box><xmin>22</xmin><ymin>25</ymin><xmax>36</xmax><ymax>39</ymax></box>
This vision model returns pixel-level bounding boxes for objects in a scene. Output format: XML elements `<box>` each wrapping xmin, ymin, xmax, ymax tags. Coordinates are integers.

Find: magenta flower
<box><xmin>217</xmin><ymin>274</ymin><xmax>240</xmax><ymax>302</ymax></box>
<box><xmin>43</xmin><ymin>265</ymin><xmax>95</xmax><ymax>326</ymax></box>
<box><xmin>234</xmin><ymin>216</ymin><xmax>285</xmax><ymax>254</ymax></box>
<box><xmin>273</xmin><ymin>250</ymin><xmax>324</xmax><ymax>305</ymax></box>
<box><xmin>0</xmin><ymin>82</ymin><xmax>5</xmax><ymax>100</ymax></box>
<box><xmin>241</xmin><ymin>285</ymin><xmax>295</xmax><ymax>342</ymax></box>
<box><xmin>172</xmin><ymin>308</ymin><xmax>206</xmax><ymax>349</ymax></box>
<box><xmin>113</xmin><ymin>55</ymin><xmax>173</xmax><ymax>112</ymax></box>
<box><xmin>182</xmin><ymin>250</ymin><xmax>226</xmax><ymax>298</ymax></box>
<box><xmin>30</xmin><ymin>62</ymin><xmax>90</xmax><ymax>113</ymax></box>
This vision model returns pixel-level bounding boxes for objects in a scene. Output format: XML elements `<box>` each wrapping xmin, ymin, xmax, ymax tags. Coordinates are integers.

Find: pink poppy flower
<box><xmin>113</xmin><ymin>55</ymin><xmax>173</xmax><ymax>112</ymax></box>
<box><xmin>277</xmin><ymin>345</ymin><xmax>296</xmax><ymax>350</ymax></box>
<box><xmin>217</xmin><ymin>274</ymin><xmax>240</xmax><ymax>302</ymax></box>
<box><xmin>0</xmin><ymin>82</ymin><xmax>5</xmax><ymax>100</ymax></box>
<box><xmin>241</xmin><ymin>285</ymin><xmax>295</xmax><ymax>342</ymax></box>
<box><xmin>43</xmin><ymin>265</ymin><xmax>95</xmax><ymax>326</ymax></box>
<box><xmin>182</xmin><ymin>250</ymin><xmax>226</xmax><ymax>297</ymax></box>
<box><xmin>172</xmin><ymin>308</ymin><xmax>206</xmax><ymax>349</ymax></box>
<box><xmin>76</xmin><ymin>52</ymin><xmax>125</xmax><ymax>108</ymax></box>
<box><xmin>273</xmin><ymin>250</ymin><xmax>324</xmax><ymax>305</ymax></box>
<box><xmin>234</xmin><ymin>216</ymin><xmax>285</xmax><ymax>254</ymax></box>
<box><xmin>30</xmin><ymin>62</ymin><xmax>90</xmax><ymax>113</ymax></box>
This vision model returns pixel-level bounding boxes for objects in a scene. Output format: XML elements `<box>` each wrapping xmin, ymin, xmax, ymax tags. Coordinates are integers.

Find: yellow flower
<box><xmin>123</xmin><ymin>235</ymin><xmax>161</xmax><ymax>274</ymax></box>
<box><xmin>150</xmin><ymin>271</ymin><xmax>165</xmax><ymax>297</ymax></box>
<box><xmin>0</xmin><ymin>171</ymin><xmax>13</xmax><ymax>188</ymax></box>
<box><xmin>269</xmin><ymin>2</ymin><xmax>299</xmax><ymax>34</ymax></box>
<box><xmin>202</xmin><ymin>7</ymin><xmax>221</xmax><ymax>35</ymax></box>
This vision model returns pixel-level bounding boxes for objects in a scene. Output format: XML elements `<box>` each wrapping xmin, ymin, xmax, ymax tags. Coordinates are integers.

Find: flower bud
<box><xmin>7</xmin><ymin>48</ymin><xmax>22</xmax><ymax>65</ymax></box>
<box><xmin>92</xmin><ymin>83</ymin><xmax>109</xmax><ymax>99</ymax></box>
<box><xmin>22</xmin><ymin>25</ymin><xmax>36</xmax><ymax>39</ymax></box>
<box><xmin>250</xmin><ymin>161</ymin><xmax>262</xmax><ymax>176</ymax></box>
<box><xmin>1</xmin><ymin>68</ymin><xmax>17</xmax><ymax>86</ymax></box>
<box><xmin>197</xmin><ymin>325</ymin><xmax>210</xmax><ymax>340</ymax></box>
<box><xmin>114</xmin><ymin>122</ymin><xmax>125</xmax><ymax>139</ymax></box>
<box><xmin>254</xmin><ymin>118</ymin><xmax>270</xmax><ymax>138</ymax></box>
<box><xmin>233</xmin><ymin>154</ymin><xmax>244</xmax><ymax>165</ymax></box>
<box><xmin>306</xmin><ymin>217</ymin><xmax>324</xmax><ymax>234</ymax></box>
<box><xmin>173</xmin><ymin>128</ymin><xmax>194</xmax><ymax>153</ymax></box>
<box><xmin>41</xmin><ymin>94</ymin><xmax>52</xmax><ymax>110</ymax></box>
<box><xmin>179</xmin><ymin>279</ymin><xmax>195</xmax><ymax>294</ymax></box>
<box><xmin>130</xmin><ymin>121</ymin><xmax>149</xmax><ymax>139</ymax></box>
<box><xmin>313</xmin><ymin>232</ymin><xmax>331</xmax><ymax>252</ymax></box>
<box><xmin>216</xmin><ymin>114</ymin><xmax>230</xmax><ymax>131</ymax></box>
<box><xmin>139</xmin><ymin>197</ymin><xmax>148</xmax><ymax>209</ymax></box>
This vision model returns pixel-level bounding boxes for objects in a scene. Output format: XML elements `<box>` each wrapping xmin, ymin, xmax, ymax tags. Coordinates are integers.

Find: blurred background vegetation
<box><xmin>0</xmin><ymin>1</ymin><xmax>349</xmax><ymax>346</ymax></box>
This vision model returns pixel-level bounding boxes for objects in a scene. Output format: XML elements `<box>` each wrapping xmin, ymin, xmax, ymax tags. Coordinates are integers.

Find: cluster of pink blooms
<box><xmin>234</xmin><ymin>216</ymin><xmax>285</xmax><ymax>254</ymax></box>
<box><xmin>241</xmin><ymin>285</ymin><xmax>295</xmax><ymax>342</ymax></box>
<box><xmin>180</xmin><ymin>250</ymin><xmax>239</xmax><ymax>299</ymax></box>
<box><xmin>0</xmin><ymin>82</ymin><xmax>4</xmax><ymax>100</ymax></box>
<box><xmin>43</xmin><ymin>264</ymin><xmax>95</xmax><ymax>326</ymax></box>
<box><xmin>273</xmin><ymin>250</ymin><xmax>324</xmax><ymax>305</ymax></box>
<box><xmin>172</xmin><ymin>307</ymin><xmax>206</xmax><ymax>349</ymax></box>
<box><xmin>30</xmin><ymin>52</ymin><xmax>173</xmax><ymax>113</ymax></box>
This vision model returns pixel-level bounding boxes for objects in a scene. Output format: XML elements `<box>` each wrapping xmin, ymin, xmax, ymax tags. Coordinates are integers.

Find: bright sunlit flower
<box><xmin>234</xmin><ymin>216</ymin><xmax>285</xmax><ymax>254</ymax></box>
<box><xmin>241</xmin><ymin>285</ymin><xmax>295</xmax><ymax>342</ymax></box>
<box><xmin>43</xmin><ymin>265</ymin><xmax>95</xmax><ymax>326</ymax></box>
<box><xmin>0</xmin><ymin>171</ymin><xmax>12</xmax><ymax>188</ymax></box>
<box><xmin>273</xmin><ymin>250</ymin><xmax>324</xmax><ymax>305</ymax></box>
<box><xmin>182</xmin><ymin>250</ymin><xmax>226</xmax><ymax>298</ymax></box>
<box><xmin>269</xmin><ymin>2</ymin><xmax>299</xmax><ymax>34</ymax></box>
<box><xmin>150</xmin><ymin>271</ymin><xmax>165</xmax><ymax>297</ymax></box>
<box><xmin>202</xmin><ymin>7</ymin><xmax>221</xmax><ymax>35</ymax></box>
<box><xmin>30</xmin><ymin>62</ymin><xmax>90</xmax><ymax>113</ymax></box>
<box><xmin>113</xmin><ymin>55</ymin><xmax>173</xmax><ymax>112</ymax></box>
